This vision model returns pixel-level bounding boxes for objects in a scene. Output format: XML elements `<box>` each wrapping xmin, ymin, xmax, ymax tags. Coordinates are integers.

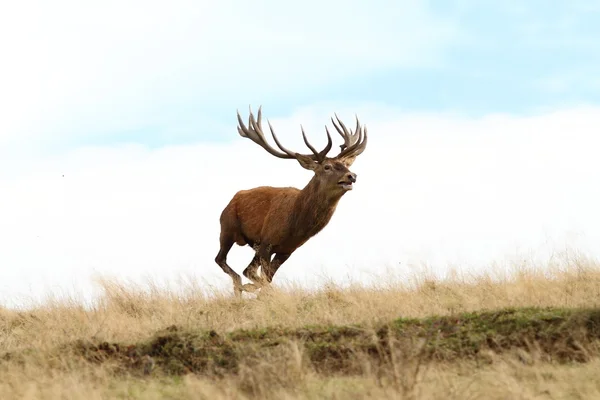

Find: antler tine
<box><xmin>301</xmin><ymin>125</ymin><xmax>333</xmax><ymax>162</ymax></box>
<box><xmin>328</xmin><ymin>112</ymin><xmax>367</xmax><ymax>159</ymax></box>
<box><xmin>338</xmin><ymin>122</ymin><xmax>367</xmax><ymax>158</ymax></box>
<box><xmin>318</xmin><ymin>127</ymin><xmax>333</xmax><ymax>160</ymax></box>
<box><xmin>236</xmin><ymin>105</ymin><xmax>333</xmax><ymax>162</ymax></box>
<box><xmin>356</xmin><ymin>125</ymin><xmax>368</xmax><ymax>156</ymax></box>
<box><xmin>266</xmin><ymin>119</ymin><xmax>298</xmax><ymax>158</ymax></box>
<box><xmin>236</xmin><ymin>107</ymin><xmax>295</xmax><ymax>159</ymax></box>
<box><xmin>331</xmin><ymin>114</ymin><xmax>346</xmax><ymax>139</ymax></box>
<box><xmin>331</xmin><ymin>113</ymin><xmax>361</xmax><ymax>151</ymax></box>
<box><xmin>301</xmin><ymin>125</ymin><xmax>320</xmax><ymax>157</ymax></box>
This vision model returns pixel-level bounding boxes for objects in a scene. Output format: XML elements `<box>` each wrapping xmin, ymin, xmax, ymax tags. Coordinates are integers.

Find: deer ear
<box><xmin>339</xmin><ymin>156</ymin><xmax>357</xmax><ymax>167</ymax></box>
<box><xmin>295</xmin><ymin>154</ymin><xmax>319</xmax><ymax>170</ymax></box>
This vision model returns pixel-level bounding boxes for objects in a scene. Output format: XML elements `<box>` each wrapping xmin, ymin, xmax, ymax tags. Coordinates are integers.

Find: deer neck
<box><xmin>290</xmin><ymin>178</ymin><xmax>342</xmax><ymax>240</ymax></box>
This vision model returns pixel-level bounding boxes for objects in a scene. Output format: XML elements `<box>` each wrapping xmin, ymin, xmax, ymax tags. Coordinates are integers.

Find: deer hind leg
<box><xmin>241</xmin><ymin>253</ymin><xmax>261</xmax><ymax>293</ymax></box>
<box><xmin>255</xmin><ymin>252</ymin><xmax>291</xmax><ymax>299</ymax></box>
<box><xmin>263</xmin><ymin>253</ymin><xmax>291</xmax><ymax>284</ymax></box>
<box><xmin>243</xmin><ymin>252</ymin><xmax>261</xmax><ymax>281</ymax></box>
<box><xmin>214</xmin><ymin>236</ymin><xmax>243</xmax><ymax>298</ymax></box>
<box><xmin>243</xmin><ymin>243</ymin><xmax>273</xmax><ymax>290</ymax></box>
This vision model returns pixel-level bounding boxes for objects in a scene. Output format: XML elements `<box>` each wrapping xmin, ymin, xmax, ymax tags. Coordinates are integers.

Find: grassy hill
<box><xmin>2</xmin><ymin>257</ymin><xmax>600</xmax><ymax>399</ymax></box>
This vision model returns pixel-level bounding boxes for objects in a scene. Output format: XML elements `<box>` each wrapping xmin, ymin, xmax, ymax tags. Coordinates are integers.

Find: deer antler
<box><xmin>330</xmin><ymin>113</ymin><xmax>368</xmax><ymax>160</ymax></box>
<box><xmin>237</xmin><ymin>106</ymin><xmax>332</xmax><ymax>162</ymax></box>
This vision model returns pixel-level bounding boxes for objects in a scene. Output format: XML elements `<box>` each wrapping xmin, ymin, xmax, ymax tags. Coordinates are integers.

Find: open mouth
<box><xmin>338</xmin><ymin>181</ymin><xmax>354</xmax><ymax>190</ymax></box>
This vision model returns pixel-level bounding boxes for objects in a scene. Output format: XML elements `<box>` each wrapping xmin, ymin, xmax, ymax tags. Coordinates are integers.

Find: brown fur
<box><xmin>215</xmin><ymin>108</ymin><xmax>367</xmax><ymax>297</ymax></box>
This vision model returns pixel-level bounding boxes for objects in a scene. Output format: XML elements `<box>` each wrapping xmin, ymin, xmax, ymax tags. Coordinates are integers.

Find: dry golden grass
<box><xmin>3</xmin><ymin>356</ymin><xmax>600</xmax><ymax>400</ymax></box>
<box><xmin>2</xmin><ymin>253</ymin><xmax>600</xmax><ymax>399</ymax></box>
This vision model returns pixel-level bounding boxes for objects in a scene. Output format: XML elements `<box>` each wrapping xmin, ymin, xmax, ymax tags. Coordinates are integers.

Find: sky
<box><xmin>1</xmin><ymin>1</ymin><xmax>600</xmax><ymax>307</ymax></box>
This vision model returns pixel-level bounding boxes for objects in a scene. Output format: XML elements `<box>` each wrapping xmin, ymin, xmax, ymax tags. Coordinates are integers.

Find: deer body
<box><xmin>215</xmin><ymin>106</ymin><xmax>367</xmax><ymax>297</ymax></box>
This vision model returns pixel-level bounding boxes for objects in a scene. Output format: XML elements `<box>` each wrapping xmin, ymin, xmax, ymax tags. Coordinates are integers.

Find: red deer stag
<box><xmin>215</xmin><ymin>106</ymin><xmax>368</xmax><ymax>297</ymax></box>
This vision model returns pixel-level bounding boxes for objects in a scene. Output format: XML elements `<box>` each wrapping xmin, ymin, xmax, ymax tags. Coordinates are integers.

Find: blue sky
<box><xmin>1</xmin><ymin>1</ymin><xmax>599</xmax><ymax>153</ymax></box>
<box><xmin>325</xmin><ymin>1</ymin><xmax>600</xmax><ymax>115</ymax></box>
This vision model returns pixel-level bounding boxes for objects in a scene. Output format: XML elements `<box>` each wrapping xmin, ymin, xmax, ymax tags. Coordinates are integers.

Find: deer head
<box><xmin>236</xmin><ymin>106</ymin><xmax>368</xmax><ymax>197</ymax></box>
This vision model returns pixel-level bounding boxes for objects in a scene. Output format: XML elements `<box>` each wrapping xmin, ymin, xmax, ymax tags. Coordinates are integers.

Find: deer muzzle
<box><xmin>338</xmin><ymin>172</ymin><xmax>357</xmax><ymax>190</ymax></box>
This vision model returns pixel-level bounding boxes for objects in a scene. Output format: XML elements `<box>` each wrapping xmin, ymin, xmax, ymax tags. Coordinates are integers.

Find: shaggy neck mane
<box><xmin>290</xmin><ymin>176</ymin><xmax>342</xmax><ymax>239</ymax></box>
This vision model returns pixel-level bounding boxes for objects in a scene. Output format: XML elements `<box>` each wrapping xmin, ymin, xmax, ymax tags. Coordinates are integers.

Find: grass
<box><xmin>2</xmin><ymin>254</ymin><xmax>600</xmax><ymax>399</ymax></box>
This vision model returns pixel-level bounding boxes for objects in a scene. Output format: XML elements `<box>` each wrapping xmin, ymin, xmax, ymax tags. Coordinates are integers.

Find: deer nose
<box><xmin>347</xmin><ymin>173</ymin><xmax>357</xmax><ymax>183</ymax></box>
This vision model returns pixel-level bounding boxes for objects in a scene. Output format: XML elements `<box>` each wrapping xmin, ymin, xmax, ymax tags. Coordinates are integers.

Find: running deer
<box><xmin>215</xmin><ymin>106</ymin><xmax>368</xmax><ymax>297</ymax></box>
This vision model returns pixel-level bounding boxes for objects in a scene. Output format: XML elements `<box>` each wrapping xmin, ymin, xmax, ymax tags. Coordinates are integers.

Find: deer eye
<box><xmin>323</xmin><ymin>164</ymin><xmax>331</xmax><ymax>171</ymax></box>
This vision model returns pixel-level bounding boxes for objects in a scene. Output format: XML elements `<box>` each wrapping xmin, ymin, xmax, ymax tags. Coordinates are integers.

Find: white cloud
<box><xmin>1</xmin><ymin>104</ymin><xmax>600</xmax><ymax>307</ymax></box>
<box><xmin>0</xmin><ymin>0</ymin><xmax>458</xmax><ymax>146</ymax></box>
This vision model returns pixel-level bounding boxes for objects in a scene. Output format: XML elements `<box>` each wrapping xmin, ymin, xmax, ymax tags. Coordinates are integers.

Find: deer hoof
<box><xmin>242</xmin><ymin>283</ymin><xmax>260</xmax><ymax>293</ymax></box>
<box><xmin>234</xmin><ymin>285</ymin><xmax>243</xmax><ymax>298</ymax></box>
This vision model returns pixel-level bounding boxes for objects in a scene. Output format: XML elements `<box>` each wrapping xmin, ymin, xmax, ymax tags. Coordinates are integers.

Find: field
<box><xmin>2</xmin><ymin>253</ymin><xmax>600</xmax><ymax>399</ymax></box>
